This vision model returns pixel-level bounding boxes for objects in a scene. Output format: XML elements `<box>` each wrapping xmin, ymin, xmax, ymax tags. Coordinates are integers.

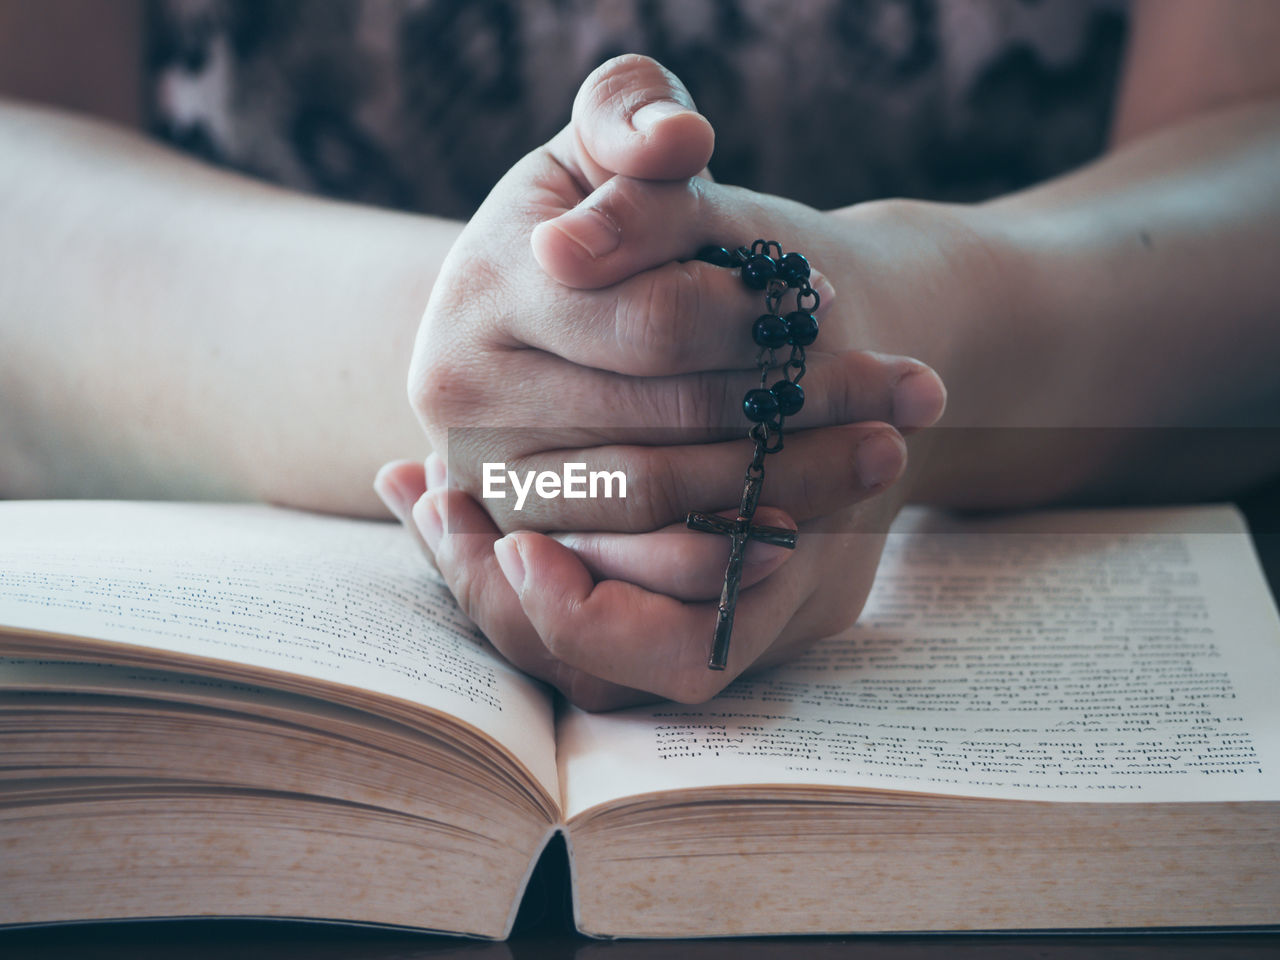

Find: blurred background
<box><xmin>0</xmin><ymin>0</ymin><xmax>1129</xmax><ymax>218</ymax></box>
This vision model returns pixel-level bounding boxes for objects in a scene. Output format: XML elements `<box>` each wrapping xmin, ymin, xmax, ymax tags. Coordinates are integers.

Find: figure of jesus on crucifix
<box><xmin>686</xmin><ymin>467</ymin><xmax>798</xmax><ymax>670</ymax></box>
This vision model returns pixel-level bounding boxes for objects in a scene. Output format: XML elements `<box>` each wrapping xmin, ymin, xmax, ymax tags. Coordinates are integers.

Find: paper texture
<box><xmin>561</xmin><ymin>505</ymin><xmax>1280</xmax><ymax>817</ymax></box>
<box><xmin>0</xmin><ymin>500</ymin><xmax>558</xmax><ymax>798</ymax></box>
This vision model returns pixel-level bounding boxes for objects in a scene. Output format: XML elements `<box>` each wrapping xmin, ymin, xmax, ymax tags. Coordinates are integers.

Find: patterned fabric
<box><xmin>147</xmin><ymin>0</ymin><xmax>1129</xmax><ymax>218</ymax></box>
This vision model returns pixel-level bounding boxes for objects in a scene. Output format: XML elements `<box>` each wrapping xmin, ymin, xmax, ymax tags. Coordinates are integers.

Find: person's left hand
<box><xmin>384</xmin><ymin>126</ymin><xmax>995</xmax><ymax>707</ymax></box>
<box><xmin>382</xmin><ymin>54</ymin><xmax>993</xmax><ymax>709</ymax></box>
<box><xmin>376</xmin><ymin>451</ymin><xmax>905</xmax><ymax>710</ymax></box>
<box><xmin>407</xmin><ymin>55</ymin><xmax>944</xmax><ymax>541</ymax></box>
<box><xmin>384</xmin><ymin>149</ymin><xmax>992</xmax><ymax>708</ymax></box>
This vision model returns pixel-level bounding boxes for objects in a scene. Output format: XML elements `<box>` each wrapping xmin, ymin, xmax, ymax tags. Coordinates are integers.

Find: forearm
<box><xmin>903</xmin><ymin>98</ymin><xmax>1280</xmax><ymax>507</ymax></box>
<box><xmin>0</xmin><ymin>100</ymin><xmax>459</xmax><ymax>515</ymax></box>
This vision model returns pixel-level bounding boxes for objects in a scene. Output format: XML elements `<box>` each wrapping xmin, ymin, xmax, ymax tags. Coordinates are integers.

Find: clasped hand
<box><xmin>375</xmin><ymin>56</ymin><xmax>948</xmax><ymax>709</ymax></box>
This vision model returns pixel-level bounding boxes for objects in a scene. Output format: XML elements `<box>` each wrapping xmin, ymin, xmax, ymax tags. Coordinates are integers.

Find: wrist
<box><xmin>829</xmin><ymin>196</ymin><xmax>1028</xmax><ymax>407</ymax></box>
<box><xmin>829</xmin><ymin>198</ymin><xmax>1035</xmax><ymax>504</ymax></box>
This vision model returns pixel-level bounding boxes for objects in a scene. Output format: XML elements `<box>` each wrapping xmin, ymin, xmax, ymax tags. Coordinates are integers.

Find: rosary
<box><xmin>687</xmin><ymin>240</ymin><xmax>819</xmax><ymax>670</ymax></box>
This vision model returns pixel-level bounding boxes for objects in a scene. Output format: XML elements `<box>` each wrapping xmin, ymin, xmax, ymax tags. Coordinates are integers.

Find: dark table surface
<box><xmin>7</xmin><ymin>485</ymin><xmax>1280</xmax><ymax>959</ymax></box>
<box><xmin>2</xmin><ymin>922</ymin><xmax>1280</xmax><ymax>960</ymax></box>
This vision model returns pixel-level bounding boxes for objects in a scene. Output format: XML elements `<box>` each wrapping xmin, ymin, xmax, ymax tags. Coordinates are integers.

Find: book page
<box><xmin>0</xmin><ymin>500</ymin><xmax>558</xmax><ymax>799</ymax></box>
<box><xmin>560</xmin><ymin>505</ymin><xmax>1280</xmax><ymax>818</ymax></box>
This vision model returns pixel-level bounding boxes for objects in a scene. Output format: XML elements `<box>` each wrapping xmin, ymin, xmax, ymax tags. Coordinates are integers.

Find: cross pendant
<box><xmin>686</xmin><ymin>471</ymin><xmax>797</xmax><ymax>670</ymax></box>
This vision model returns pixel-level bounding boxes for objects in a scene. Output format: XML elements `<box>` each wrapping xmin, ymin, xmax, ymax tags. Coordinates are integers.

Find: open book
<box><xmin>1</xmin><ymin>500</ymin><xmax>1278</xmax><ymax>938</ymax></box>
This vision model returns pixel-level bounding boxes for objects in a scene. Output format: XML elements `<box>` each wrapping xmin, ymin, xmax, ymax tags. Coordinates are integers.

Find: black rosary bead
<box><xmin>741</xmin><ymin>254</ymin><xmax>778</xmax><ymax>289</ymax></box>
<box><xmin>771</xmin><ymin>380</ymin><xmax>805</xmax><ymax>416</ymax></box>
<box><xmin>742</xmin><ymin>388</ymin><xmax>779</xmax><ymax>423</ymax></box>
<box><xmin>752</xmin><ymin>313</ymin><xmax>789</xmax><ymax>349</ymax></box>
<box><xmin>688</xmin><ymin>239</ymin><xmax>816</xmax><ymax>671</ymax></box>
<box><xmin>785</xmin><ymin>310</ymin><xmax>819</xmax><ymax>346</ymax></box>
<box><xmin>695</xmin><ymin>245</ymin><xmax>741</xmax><ymax>269</ymax></box>
<box><xmin>777</xmin><ymin>252</ymin><xmax>810</xmax><ymax>287</ymax></box>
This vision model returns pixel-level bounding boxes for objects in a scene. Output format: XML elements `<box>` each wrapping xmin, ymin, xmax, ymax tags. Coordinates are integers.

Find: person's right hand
<box><xmin>391</xmin><ymin>54</ymin><xmax>946</xmax><ymax>708</ymax></box>
<box><xmin>407</xmin><ymin>55</ymin><xmax>943</xmax><ymax>543</ymax></box>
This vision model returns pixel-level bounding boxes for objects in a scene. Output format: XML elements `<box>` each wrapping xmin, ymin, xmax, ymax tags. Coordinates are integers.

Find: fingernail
<box><xmin>425</xmin><ymin>452</ymin><xmax>447</xmax><ymax>491</ymax></box>
<box><xmin>373</xmin><ymin>467</ymin><xmax>409</xmax><ymax>521</ymax></box>
<box><xmin>495</xmin><ymin>535</ymin><xmax>526</xmax><ymax>594</ymax></box>
<box><xmin>892</xmin><ymin>369</ymin><xmax>947</xmax><ymax>429</ymax></box>
<box><xmin>632</xmin><ymin>99</ymin><xmax>692</xmax><ymax>133</ymax></box>
<box><xmin>548</xmin><ymin>207</ymin><xmax>620</xmax><ymax>259</ymax></box>
<box><xmin>414</xmin><ymin>495</ymin><xmax>443</xmax><ymax>553</ymax></box>
<box><xmin>744</xmin><ymin>540</ymin><xmax>793</xmax><ymax>568</ymax></box>
<box><xmin>855</xmin><ymin>432</ymin><xmax>906</xmax><ymax>489</ymax></box>
<box><xmin>808</xmin><ymin>270</ymin><xmax>837</xmax><ymax>310</ymax></box>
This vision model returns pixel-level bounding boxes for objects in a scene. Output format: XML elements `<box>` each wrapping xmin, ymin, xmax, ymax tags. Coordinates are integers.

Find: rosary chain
<box><xmin>687</xmin><ymin>238</ymin><xmax>819</xmax><ymax>670</ymax></box>
<box><xmin>695</xmin><ymin>239</ymin><xmax>821</xmax><ymax>485</ymax></box>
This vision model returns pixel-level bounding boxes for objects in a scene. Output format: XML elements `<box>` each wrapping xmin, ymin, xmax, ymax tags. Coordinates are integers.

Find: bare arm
<box><xmin>0</xmin><ymin>101</ymin><xmax>454</xmax><ymax>515</ymax></box>
<box><xmin>902</xmin><ymin>0</ymin><xmax>1280</xmax><ymax>507</ymax></box>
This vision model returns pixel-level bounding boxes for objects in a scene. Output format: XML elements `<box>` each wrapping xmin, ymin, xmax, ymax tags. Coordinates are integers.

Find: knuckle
<box><xmin>830</xmin><ymin>356</ymin><xmax>862</xmax><ymax>424</ymax></box>
<box><xmin>581</xmin><ymin>53</ymin><xmax>666</xmax><ymax>110</ymax></box>
<box><xmin>639</xmin><ymin>448</ymin><xmax>692</xmax><ymax>529</ymax></box>
<box><xmin>614</xmin><ymin>266</ymin><xmax>699</xmax><ymax>374</ymax></box>
<box><xmin>541</xmin><ymin>624</ymin><xmax>584</xmax><ymax>672</ymax></box>
<box><xmin>664</xmin><ymin>373</ymin><xmax>724</xmax><ymax>433</ymax></box>
<box><xmin>481</xmin><ymin>502</ymin><xmax>521</xmax><ymax>536</ymax></box>
<box><xmin>595</xmin><ymin>174</ymin><xmax>648</xmax><ymax>223</ymax></box>
<box><xmin>792</xmin><ymin>461</ymin><xmax>825</xmax><ymax>519</ymax></box>
<box><xmin>798</xmin><ymin>357</ymin><xmax>851</xmax><ymax>428</ymax></box>
<box><xmin>409</xmin><ymin>357</ymin><xmax>484</xmax><ymax>435</ymax></box>
<box><xmin>411</xmin><ymin>261</ymin><xmax>512</xmax><ymax>432</ymax></box>
<box><xmin>451</xmin><ymin>573</ymin><xmax>483</xmax><ymax>622</ymax></box>
<box><xmin>439</xmin><ymin>542</ymin><xmax>484</xmax><ymax>619</ymax></box>
<box><xmin>579</xmin><ymin>446</ymin><xmax>685</xmax><ymax>531</ymax></box>
<box><xmin>789</xmin><ymin>431</ymin><xmax>861</xmax><ymax>516</ymax></box>
<box><xmin>429</xmin><ymin>249</ymin><xmax>506</xmax><ymax>325</ymax></box>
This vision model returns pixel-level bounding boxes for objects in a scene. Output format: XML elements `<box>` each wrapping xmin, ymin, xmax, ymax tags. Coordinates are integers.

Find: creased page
<box><xmin>0</xmin><ymin>500</ymin><xmax>557</xmax><ymax>799</ymax></box>
<box><xmin>560</xmin><ymin>505</ymin><xmax>1280</xmax><ymax>818</ymax></box>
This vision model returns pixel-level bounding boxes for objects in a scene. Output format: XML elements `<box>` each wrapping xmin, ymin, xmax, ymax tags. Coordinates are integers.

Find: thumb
<box><xmin>570</xmin><ymin>54</ymin><xmax>715</xmax><ymax>188</ymax></box>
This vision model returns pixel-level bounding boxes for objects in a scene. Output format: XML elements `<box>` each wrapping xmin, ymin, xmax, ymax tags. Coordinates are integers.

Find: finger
<box><xmin>506</xmin><ymin>254</ymin><xmax>836</xmax><ymax>376</ymax></box>
<box><xmin>441</xmin><ymin>350</ymin><xmax>944</xmax><ymax>466</ymax></box>
<box><xmin>416</xmin><ymin>485</ymin><xmax>651</xmax><ymax>711</ymax></box>
<box><xmin>373</xmin><ymin>460</ymin><xmax>436</xmax><ymax>564</ymax></box>
<box><xmin>552</xmin><ymin>505</ymin><xmax>796</xmax><ymax>601</ymax></box>
<box><xmin>373</xmin><ymin>459</ymin><xmax>427</xmax><ymax>524</ymax></box>
<box><xmin>459</xmin><ymin>422</ymin><xmax>906</xmax><ymax>534</ymax></box>
<box><xmin>495</xmin><ymin>530</ymin><xmax>804</xmax><ymax>703</ymax></box>
<box><xmin>531</xmin><ymin>177</ymin><xmax>812</xmax><ymax>292</ymax></box>
<box><xmin>424</xmin><ymin>450</ymin><xmax>448</xmax><ymax>492</ymax></box>
<box><xmin>474</xmin><ymin>65</ymin><xmax>712</xmax><ymax>240</ymax></box>
<box><xmin>529</xmin><ymin>177</ymin><xmax>713</xmax><ymax>289</ymax></box>
<box><xmin>567</xmin><ymin>54</ymin><xmax>715</xmax><ymax>189</ymax></box>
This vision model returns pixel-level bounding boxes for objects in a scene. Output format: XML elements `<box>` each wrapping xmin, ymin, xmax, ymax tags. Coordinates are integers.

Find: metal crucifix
<box><xmin>686</xmin><ymin>469</ymin><xmax>797</xmax><ymax>670</ymax></box>
<box><xmin>685</xmin><ymin>239</ymin><xmax>815</xmax><ymax>673</ymax></box>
